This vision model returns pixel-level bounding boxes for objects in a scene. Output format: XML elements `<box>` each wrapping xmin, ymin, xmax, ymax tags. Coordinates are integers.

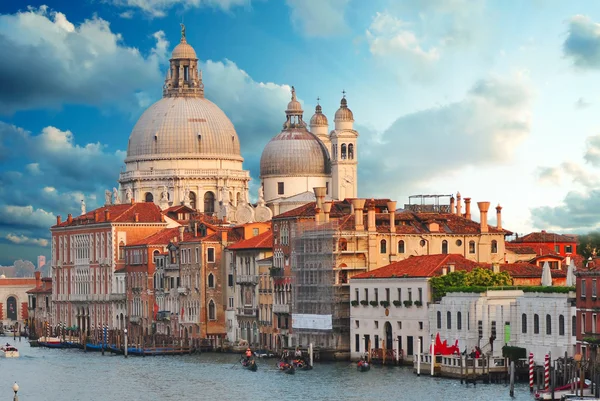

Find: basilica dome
<box><xmin>125</xmin><ymin>97</ymin><xmax>242</xmax><ymax>162</ymax></box>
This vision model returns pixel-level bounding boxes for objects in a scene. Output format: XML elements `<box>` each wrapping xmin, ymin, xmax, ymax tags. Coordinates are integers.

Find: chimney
<box><xmin>160</xmin><ymin>214</ymin><xmax>165</xmax><ymax>222</ymax></box>
<box><xmin>477</xmin><ymin>201</ymin><xmax>490</xmax><ymax>233</ymax></box>
<box><xmin>56</xmin><ymin>215</ymin><xmax>62</xmax><ymax>225</ymax></box>
<box><xmin>67</xmin><ymin>213</ymin><xmax>73</xmax><ymax>224</ymax></box>
<box><xmin>194</xmin><ymin>222</ymin><xmax>198</xmax><ymax>237</ymax></box>
<box><xmin>221</xmin><ymin>230</ymin><xmax>228</xmax><ymax>244</ymax></box>
<box><xmin>387</xmin><ymin>201</ymin><xmax>397</xmax><ymax>233</ymax></box>
<box><xmin>104</xmin><ymin>210</ymin><xmax>110</xmax><ymax>221</ymax></box>
<box><xmin>492</xmin><ymin>263</ymin><xmax>500</xmax><ymax>274</ymax></box>
<box><xmin>94</xmin><ymin>211</ymin><xmax>99</xmax><ymax>222</ymax></box>
<box><xmin>313</xmin><ymin>187</ymin><xmax>326</xmax><ymax>221</ymax></box>
<box><xmin>131</xmin><ymin>197</ymin><xmax>135</xmax><ymax>205</ymax></box>
<box><xmin>464</xmin><ymin>198</ymin><xmax>472</xmax><ymax>220</ymax></box>
<box><xmin>179</xmin><ymin>226</ymin><xmax>185</xmax><ymax>242</ymax></box>
<box><xmin>35</xmin><ymin>271</ymin><xmax>41</xmax><ymax>287</ymax></box>
<box><xmin>134</xmin><ymin>213</ymin><xmax>139</xmax><ymax>223</ymax></box>
<box><xmin>323</xmin><ymin>201</ymin><xmax>332</xmax><ymax>223</ymax></box>
<box><xmin>449</xmin><ymin>196</ymin><xmax>455</xmax><ymax>215</ymax></box>
<box><xmin>351</xmin><ymin>199</ymin><xmax>366</xmax><ymax>231</ymax></box>
<box><xmin>566</xmin><ymin>255</ymin><xmax>571</xmax><ymax>266</ymax></box>
<box><xmin>456</xmin><ymin>192</ymin><xmax>462</xmax><ymax>216</ymax></box>
<box><xmin>496</xmin><ymin>204</ymin><xmax>502</xmax><ymax>230</ymax></box>
<box><xmin>442</xmin><ymin>267</ymin><xmax>447</xmax><ymax>276</ymax></box>
<box><xmin>314</xmin><ymin>207</ymin><xmax>322</xmax><ymax>223</ymax></box>
<box><xmin>367</xmin><ymin>199</ymin><xmax>376</xmax><ymax>232</ymax></box>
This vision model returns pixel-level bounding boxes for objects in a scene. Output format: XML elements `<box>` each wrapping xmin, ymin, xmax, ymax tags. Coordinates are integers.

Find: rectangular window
<box><xmin>355</xmin><ymin>334</ymin><xmax>360</xmax><ymax>352</ymax></box>
<box><xmin>228</xmin><ymin>274</ymin><xmax>233</xmax><ymax>287</ymax></box>
<box><xmin>207</xmin><ymin>248</ymin><xmax>215</xmax><ymax>263</ymax></box>
<box><xmin>418</xmin><ymin>288</ymin><xmax>423</xmax><ymax>303</ymax></box>
<box><xmin>478</xmin><ymin>320</ymin><xmax>483</xmax><ymax>339</ymax></box>
<box><xmin>582</xmin><ymin>279</ymin><xmax>587</xmax><ymax>298</ymax></box>
<box><xmin>385</xmin><ymin>288</ymin><xmax>390</xmax><ymax>303</ymax></box>
<box><xmin>228</xmin><ymin>297</ymin><xmax>234</xmax><ymax>308</ymax></box>
<box><xmin>594</xmin><ymin>314</ymin><xmax>597</xmax><ymax>334</ymax></box>
<box><xmin>374</xmin><ymin>335</ymin><xmax>379</xmax><ymax>348</ymax></box>
<box><xmin>408</xmin><ymin>288</ymin><xmax>412</xmax><ymax>302</ymax></box>
<box><xmin>375</xmin><ymin>321</ymin><xmax>379</xmax><ymax>329</ymax></box>
<box><xmin>565</xmin><ymin>245</ymin><xmax>573</xmax><ymax>253</ymax></box>
<box><xmin>355</xmin><ymin>320</ymin><xmax>360</xmax><ymax>328</ymax></box>
<box><xmin>469</xmin><ymin>241</ymin><xmax>475</xmax><ymax>254</ymax></box>
<box><xmin>594</xmin><ymin>280</ymin><xmax>598</xmax><ymax>298</ymax></box>
<box><xmin>195</xmin><ymin>247</ymin><xmax>199</xmax><ymax>263</ymax></box>
<box><xmin>364</xmin><ymin>335</ymin><xmax>370</xmax><ymax>352</ymax></box>
<box><xmin>355</xmin><ymin>289</ymin><xmax>359</xmax><ymax>302</ymax></box>
<box><xmin>397</xmin><ymin>288</ymin><xmax>401</xmax><ymax>302</ymax></box>
<box><xmin>374</xmin><ymin>288</ymin><xmax>379</xmax><ymax>302</ymax></box>
<box><xmin>582</xmin><ymin>313</ymin><xmax>586</xmax><ymax>334</ymax></box>
<box><xmin>491</xmin><ymin>321</ymin><xmax>497</xmax><ymax>338</ymax></box>
<box><xmin>398</xmin><ymin>321</ymin><xmax>402</xmax><ymax>330</ymax></box>
<box><xmin>364</xmin><ymin>288</ymin><xmax>369</xmax><ymax>303</ymax></box>
<box><xmin>419</xmin><ymin>321</ymin><xmax>423</xmax><ymax>330</ymax></box>
<box><xmin>277</xmin><ymin>182</ymin><xmax>284</xmax><ymax>195</ymax></box>
<box><xmin>554</xmin><ymin>245</ymin><xmax>560</xmax><ymax>253</ymax></box>
<box><xmin>419</xmin><ymin>336</ymin><xmax>424</xmax><ymax>353</ymax></box>
<box><xmin>326</xmin><ymin>182</ymin><xmax>329</xmax><ymax>195</ymax></box>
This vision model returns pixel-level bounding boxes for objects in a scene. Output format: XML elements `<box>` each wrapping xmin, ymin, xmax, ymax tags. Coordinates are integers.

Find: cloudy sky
<box><xmin>1</xmin><ymin>0</ymin><xmax>600</xmax><ymax>265</ymax></box>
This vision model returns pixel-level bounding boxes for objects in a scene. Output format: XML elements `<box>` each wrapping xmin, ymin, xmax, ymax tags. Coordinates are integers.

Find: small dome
<box><xmin>287</xmin><ymin>86</ymin><xmax>302</xmax><ymax>114</ymax></box>
<box><xmin>260</xmin><ymin>129</ymin><xmax>331</xmax><ymax>177</ymax></box>
<box><xmin>171</xmin><ymin>39</ymin><xmax>197</xmax><ymax>60</ymax></box>
<box><xmin>310</xmin><ymin>104</ymin><xmax>328</xmax><ymax>126</ymax></box>
<box><xmin>334</xmin><ymin>97</ymin><xmax>354</xmax><ymax>122</ymax></box>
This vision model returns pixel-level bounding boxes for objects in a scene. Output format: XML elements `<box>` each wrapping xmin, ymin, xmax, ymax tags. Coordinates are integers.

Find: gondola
<box><xmin>277</xmin><ymin>361</ymin><xmax>295</xmax><ymax>375</ymax></box>
<box><xmin>241</xmin><ymin>358</ymin><xmax>258</xmax><ymax>372</ymax></box>
<box><xmin>292</xmin><ymin>359</ymin><xmax>312</xmax><ymax>371</ymax></box>
<box><xmin>357</xmin><ymin>361</ymin><xmax>370</xmax><ymax>372</ymax></box>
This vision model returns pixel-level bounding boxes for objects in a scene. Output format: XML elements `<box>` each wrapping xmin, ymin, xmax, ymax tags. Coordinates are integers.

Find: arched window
<box><xmin>341</xmin><ymin>143</ymin><xmax>347</xmax><ymax>159</ymax></box>
<box><xmin>144</xmin><ymin>192</ymin><xmax>154</xmax><ymax>203</ymax></box>
<box><xmin>491</xmin><ymin>240</ymin><xmax>498</xmax><ymax>254</ymax></box>
<box><xmin>573</xmin><ymin>315</ymin><xmax>576</xmax><ymax>335</ymax></box>
<box><xmin>469</xmin><ymin>241</ymin><xmax>476</xmax><ymax>254</ymax></box>
<box><xmin>119</xmin><ymin>241</ymin><xmax>125</xmax><ymax>260</ymax></box>
<box><xmin>380</xmin><ymin>239</ymin><xmax>387</xmax><ymax>254</ymax></box>
<box><xmin>447</xmin><ymin>311</ymin><xmax>452</xmax><ymax>329</ymax></box>
<box><xmin>534</xmin><ymin>314</ymin><xmax>539</xmax><ymax>334</ymax></box>
<box><xmin>522</xmin><ymin>313</ymin><xmax>527</xmax><ymax>333</ymax></box>
<box><xmin>398</xmin><ymin>240</ymin><xmax>405</xmax><ymax>254</ymax></box>
<box><xmin>437</xmin><ymin>311</ymin><xmax>442</xmax><ymax>329</ymax></box>
<box><xmin>204</xmin><ymin>191</ymin><xmax>215</xmax><ymax>214</ymax></box>
<box><xmin>208</xmin><ymin>273</ymin><xmax>215</xmax><ymax>288</ymax></box>
<box><xmin>457</xmin><ymin>312</ymin><xmax>462</xmax><ymax>330</ymax></box>
<box><xmin>208</xmin><ymin>300</ymin><xmax>216</xmax><ymax>320</ymax></box>
<box><xmin>546</xmin><ymin>314</ymin><xmax>552</xmax><ymax>335</ymax></box>
<box><xmin>559</xmin><ymin>315</ymin><xmax>565</xmax><ymax>336</ymax></box>
<box><xmin>189</xmin><ymin>191</ymin><xmax>197</xmax><ymax>210</ymax></box>
<box><xmin>348</xmin><ymin>144</ymin><xmax>354</xmax><ymax>160</ymax></box>
<box><xmin>442</xmin><ymin>240</ymin><xmax>448</xmax><ymax>254</ymax></box>
<box><xmin>338</xmin><ymin>238</ymin><xmax>348</xmax><ymax>252</ymax></box>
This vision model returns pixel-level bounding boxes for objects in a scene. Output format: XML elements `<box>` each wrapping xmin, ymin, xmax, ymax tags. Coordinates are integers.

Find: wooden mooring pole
<box><xmin>509</xmin><ymin>361</ymin><xmax>515</xmax><ymax>397</ymax></box>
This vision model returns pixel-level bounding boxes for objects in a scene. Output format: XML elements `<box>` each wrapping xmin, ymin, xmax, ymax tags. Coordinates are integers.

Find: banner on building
<box><xmin>292</xmin><ymin>314</ymin><xmax>332</xmax><ymax>330</ymax></box>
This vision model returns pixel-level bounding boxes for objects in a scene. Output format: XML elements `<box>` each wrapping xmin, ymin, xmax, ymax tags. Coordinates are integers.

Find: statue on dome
<box><xmin>125</xmin><ymin>187</ymin><xmax>133</xmax><ymax>203</ymax></box>
<box><xmin>105</xmin><ymin>190</ymin><xmax>112</xmax><ymax>206</ymax></box>
<box><xmin>258</xmin><ymin>186</ymin><xmax>265</xmax><ymax>206</ymax></box>
<box><xmin>183</xmin><ymin>186</ymin><xmax>191</xmax><ymax>206</ymax></box>
<box><xmin>161</xmin><ymin>186</ymin><xmax>169</xmax><ymax>202</ymax></box>
<box><xmin>81</xmin><ymin>199</ymin><xmax>86</xmax><ymax>216</ymax></box>
<box><xmin>180</xmin><ymin>23</ymin><xmax>186</xmax><ymax>40</ymax></box>
<box><xmin>112</xmin><ymin>187</ymin><xmax>121</xmax><ymax>204</ymax></box>
<box><xmin>291</xmin><ymin>86</ymin><xmax>296</xmax><ymax>101</ymax></box>
<box><xmin>221</xmin><ymin>186</ymin><xmax>231</xmax><ymax>205</ymax></box>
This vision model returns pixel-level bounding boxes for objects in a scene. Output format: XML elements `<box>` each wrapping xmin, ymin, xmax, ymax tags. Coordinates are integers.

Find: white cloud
<box><xmin>0</xmin><ymin>6</ymin><xmax>168</xmax><ymax>113</ymax></box>
<box><xmin>286</xmin><ymin>0</ymin><xmax>349</xmax><ymax>37</ymax></box>
<box><xmin>585</xmin><ymin>135</ymin><xmax>600</xmax><ymax>166</ymax></box>
<box><xmin>5</xmin><ymin>234</ymin><xmax>49</xmax><ymax>247</ymax></box>
<box><xmin>25</xmin><ymin>163</ymin><xmax>40</xmax><ymax>175</ymax></box>
<box><xmin>0</xmin><ymin>205</ymin><xmax>56</xmax><ymax>229</ymax></box>
<box><xmin>109</xmin><ymin>0</ymin><xmax>250</xmax><ymax>18</ymax></box>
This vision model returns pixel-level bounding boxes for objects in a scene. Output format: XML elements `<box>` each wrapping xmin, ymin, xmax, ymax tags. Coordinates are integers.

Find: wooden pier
<box><xmin>414</xmin><ymin>354</ymin><xmax>510</xmax><ymax>384</ymax></box>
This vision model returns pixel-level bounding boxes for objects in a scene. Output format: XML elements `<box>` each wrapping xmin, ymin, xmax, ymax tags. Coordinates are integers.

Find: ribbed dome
<box><xmin>125</xmin><ymin>97</ymin><xmax>242</xmax><ymax>162</ymax></box>
<box><xmin>260</xmin><ymin>129</ymin><xmax>330</xmax><ymax>177</ymax></box>
<box><xmin>172</xmin><ymin>39</ymin><xmax>197</xmax><ymax>59</ymax></box>
<box><xmin>334</xmin><ymin>97</ymin><xmax>354</xmax><ymax>122</ymax></box>
<box><xmin>310</xmin><ymin>104</ymin><xmax>328</xmax><ymax>126</ymax></box>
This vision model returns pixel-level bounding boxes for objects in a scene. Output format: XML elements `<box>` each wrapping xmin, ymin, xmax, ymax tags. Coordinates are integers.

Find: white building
<box><xmin>260</xmin><ymin>89</ymin><xmax>358</xmax><ymax>215</ymax></box>
<box><xmin>430</xmin><ymin>290</ymin><xmax>576</xmax><ymax>364</ymax></box>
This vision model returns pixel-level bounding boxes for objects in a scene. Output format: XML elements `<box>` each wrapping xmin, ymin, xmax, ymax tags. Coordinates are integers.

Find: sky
<box><xmin>1</xmin><ymin>0</ymin><xmax>600</xmax><ymax>265</ymax></box>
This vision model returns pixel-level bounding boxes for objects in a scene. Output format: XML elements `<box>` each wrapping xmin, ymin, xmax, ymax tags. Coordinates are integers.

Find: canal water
<box><xmin>2</xmin><ymin>342</ymin><xmax>535</xmax><ymax>400</ymax></box>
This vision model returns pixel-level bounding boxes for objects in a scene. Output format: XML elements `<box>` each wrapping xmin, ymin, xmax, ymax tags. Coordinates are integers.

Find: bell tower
<box><xmin>330</xmin><ymin>91</ymin><xmax>358</xmax><ymax>200</ymax></box>
<box><xmin>163</xmin><ymin>23</ymin><xmax>204</xmax><ymax>99</ymax></box>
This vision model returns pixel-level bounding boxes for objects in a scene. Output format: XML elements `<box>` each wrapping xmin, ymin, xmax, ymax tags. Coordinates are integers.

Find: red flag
<box><xmin>153</xmin><ymin>303</ymin><xmax>158</xmax><ymax>320</ymax></box>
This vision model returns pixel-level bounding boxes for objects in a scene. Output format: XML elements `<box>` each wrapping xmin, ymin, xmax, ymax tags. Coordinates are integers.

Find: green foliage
<box><xmin>360</xmin><ymin>300</ymin><xmax>369</xmax><ymax>306</ymax></box>
<box><xmin>430</xmin><ymin>268</ymin><xmax>514</xmax><ymax>299</ymax></box>
<box><xmin>380</xmin><ymin>300</ymin><xmax>390</xmax><ymax>308</ymax></box>
<box><xmin>578</xmin><ymin>231</ymin><xmax>600</xmax><ymax>260</ymax></box>
<box><xmin>444</xmin><ymin>285</ymin><xmax>575</xmax><ymax>295</ymax></box>
<box><xmin>414</xmin><ymin>300</ymin><xmax>423</xmax><ymax>307</ymax></box>
<box><xmin>502</xmin><ymin>345</ymin><xmax>526</xmax><ymax>361</ymax></box>
<box><xmin>369</xmin><ymin>300</ymin><xmax>379</xmax><ymax>307</ymax></box>
<box><xmin>351</xmin><ymin>300</ymin><xmax>359</xmax><ymax>307</ymax></box>
<box><xmin>392</xmin><ymin>300</ymin><xmax>402</xmax><ymax>307</ymax></box>
<box><xmin>403</xmin><ymin>300</ymin><xmax>413</xmax><ymax>307</ymax></box>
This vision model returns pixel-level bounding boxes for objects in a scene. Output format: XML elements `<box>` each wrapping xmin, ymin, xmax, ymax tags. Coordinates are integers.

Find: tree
<box><xmin>430</xmin><ymin>268</ymin><xmax>513</xmax><ymax>299</ymax></box>
<box><xmin>578</xmin><ymin>232</ymin><xmax>600</xmax><ymax>261</ymax></box>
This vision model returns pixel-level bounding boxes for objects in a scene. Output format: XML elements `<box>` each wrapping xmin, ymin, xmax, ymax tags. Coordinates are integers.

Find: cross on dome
<box><xmin>342</xmin><ymin>89</ymin><xmax>346</xmax><ymax>98</ymax></box>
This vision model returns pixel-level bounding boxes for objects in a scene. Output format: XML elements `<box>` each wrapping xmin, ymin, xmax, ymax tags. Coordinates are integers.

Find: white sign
<box><xmin>292</xmin><ymin>314</ymin><xmax>332</xmax><ymax>330</ymax></box>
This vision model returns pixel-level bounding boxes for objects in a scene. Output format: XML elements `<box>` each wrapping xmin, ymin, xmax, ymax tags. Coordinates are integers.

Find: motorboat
<box><xmin>535</xmin><ymin>379</ymin><xmax>593</xmax><ymax>400</ymax></box>
<box><xmin>1</xmin><ymin>344</ymin><xmax>19</xmax><ymax>358</ymax></box>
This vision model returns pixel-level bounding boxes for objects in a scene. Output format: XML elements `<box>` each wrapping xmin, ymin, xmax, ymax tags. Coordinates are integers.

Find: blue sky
<box><xmin>2</xmin><ymin>0</ymin><xmax>600</xmax><ymax>265</ymax></box>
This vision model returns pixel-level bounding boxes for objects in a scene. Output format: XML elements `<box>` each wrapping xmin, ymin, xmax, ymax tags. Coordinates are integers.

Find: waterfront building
<box><xmin>50</xmin><ymin>202</ymin><xmax>169</xmax><ymax>334</ymax></box>
<box><xmin>0</xmin><ymin>276</ymin><xmax>36</xmax><ymax>329</ymax></box>
<box><xmin>226</xmin><ymin>230</ymin><xmax>273</xmax><ymax>345</ymax></box>
<box><xmin>575</xmin><ymin>269</ymin><xmax>600</xmax><ymax>358</ymax></box>
<box><xmin>511</xmin><ymin>231</ymin><xmax>578</xmax><ymax>258</ymax></box>
<box><xmin>260</xmin><ymin>89</ymin><xmax>358</xmax><ymax>215</ymax></box>
<box><xmin>430</xmin><ymin>289</ymin><xmax>576</xmax><ymax>364</ymax></box>
<box><xmin>257</xmin><ymin>256</ymin><xmax>275</xmax><ymax>350</ymax></box>
<box><xmin>26</xmin><ymin>271</ymin><xmax>52</xmax><ymax>338</ymax></box>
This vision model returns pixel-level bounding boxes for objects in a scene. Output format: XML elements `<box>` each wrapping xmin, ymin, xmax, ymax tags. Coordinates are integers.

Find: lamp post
<box><xmin>431</xmin><ymin>334</ymin><xmax>435</xmax><ymax>376</ymax></box>
<box><xmin>124</xmin><ymin>328</ymin><xmax>128</xmax><ymax>358</ymax></box>
<box><xmin>12</xmin><ymin>382</ymin><xmax>19</xmax><ymax>401</ymax></box>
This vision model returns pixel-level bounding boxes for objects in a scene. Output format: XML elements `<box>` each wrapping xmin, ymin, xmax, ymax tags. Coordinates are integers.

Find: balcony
<box><xmin>177</xmin><ymin>287</ymin><xmax>190</xmax><ymax>295</ymax></box>
<box><xmin>109</xmin><ymin>293</ymin><xmax>126</xmax><ymax>301</ymax></box>
<box><xmin>236</xmin><ymin>275</ymin><xmax>259</xmax><ymax>285</ymax></box>
<box><xmin>129</xmin><ymin>316</ymin><xmax>141</xmax><ymax>324</ymax></box>
<box><xmin>273</xmin><ymin>303</ymin><xmax>290</xmax><ymax>314</ymax></box>
<box><xmin>236</xmin><ymin>307</ymin><xmax>257</xmax><ymax>317</ymax></box>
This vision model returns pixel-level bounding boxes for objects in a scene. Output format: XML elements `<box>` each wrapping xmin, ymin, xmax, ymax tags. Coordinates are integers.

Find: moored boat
<box><xmin>292</xmin><ymin>359</ymin><xmax>312</xmax><ymax>370</ymax></box>
<box><xmin>38</xmin><ymin>336</ymin><xmax>66</xmax><ymax>348</ymax></box>
<box><xmin>277</xmin><ymin>361</ymin><xmax>295</xmax><ymax>375</ymax></box>
<box><xmin>534</xmin><ymin>379</ymin><xmax>592</xmax><ymax>400</ymax></box>
<box><xmin>1</xmin><ymin>344</ymin><xmax>19</xmax><ymax>358</ymax></box>
<box><xmin>241</xmin><ymin>358</ymin><xmax>258</xmax><ymax>372</ymax></box>
<box><xmin>357</xmin><ymin>361</ymin><xmax>370</xmax><ymax>372</ymax></box>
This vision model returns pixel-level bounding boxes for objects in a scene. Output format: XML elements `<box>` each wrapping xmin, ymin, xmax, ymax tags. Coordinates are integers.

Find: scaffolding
<box><xmin>291</xmin><ymin>219</ymin><xmax>349</xmax><ymax>353</ymax></box>
<box><xmin>404</xmin><ymin>194</ymin><xmax>453</xmax><ymax>213</ymax></box>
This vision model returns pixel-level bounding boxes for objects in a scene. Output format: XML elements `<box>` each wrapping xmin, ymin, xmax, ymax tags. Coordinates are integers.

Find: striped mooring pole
<box><xmin>529</xmin><ymin>352</ymin><xmax>534</xmax><ymax>392</ymax></box>
<box><xmin>544</xmin><ymin>354</ymin><xmax>550</xmax><ymax>390</ymax></box>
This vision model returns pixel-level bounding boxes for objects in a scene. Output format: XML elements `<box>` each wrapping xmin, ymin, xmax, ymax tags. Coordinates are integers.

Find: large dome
<box><xmin>125</xmin><ymin>97</ymin><xmax>242</xmax><ymax>162</ymax></box>
<box><xmin>260</xmin><ymin>129</ymin><xmax>330</xmax><ymax>177</ymax></box>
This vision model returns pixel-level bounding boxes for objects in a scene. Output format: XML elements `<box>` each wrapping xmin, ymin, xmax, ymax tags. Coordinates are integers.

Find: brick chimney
<box><xmin>313</xmin><ymin>187</ymin><xmax>326</xmax><ymax>222</ymax></box>
<box><xmin>104</xmin><ymin>210</ymin><xmax>110</xmax><ymax>221</ymax></box>
<box><xmin>387</xmin><ymin>201</ymin><xmax>397</xmax><ymax>233</ymax></box>
<box><xmin>131</xmin><ymin>197</ymin><xmax>135</xmax><ymax>205</ymax></box>
<box><xmin>496</xmin><ymin>204</ymin><xmax>502</xmax><ymax>230</ymax></box>
<box><xmin>179</xmin><ymin>226</ymin><xmax>185</xmax><ymax>242</ymax></box>
<box><xmin>94</xmin><ymin>211</ymin><xmax>99</xmax><ymax>222</ymax></box>
<box><xmin>56</xmin><ymin>215</ymin><xmax>62</xmax><ymax>225</ymax></box>
<box><xmin>351</xmin><ymin>199</ymin><xmax>366</xmax><ymax>231</ymax></box>
<box><xmin>67</xmin><ymin>213</ymin><xmax>73</xmax><ymax>224</ymax></box>
<box><xmin>477</xmin><ymin>201</ymin><xmax>490</xmax><ymax>233</ymax></box>
<box><xmin>464</xmin><ymin>198</ymin><xmax>472</xmax><ymax>220</ymax></box>
<box><xmin>456</xmin><ymin>192</ymin><xmax>462</xmax><ymax>216</ymax></box>
<box><xmin>134</xmin><ymin>213</ymin><xmax>139</xmax><ymax>223</ymax></box>
<box><xmin>323</xmin><ymin>201</ymin><xmax>332</xmax><ymax>223</ymax></box>
<box><xmin>449</xmin><ymin>196</ymin><xmax>455</xmax><ymax>215</ymax></box>
<box><xmin>221</xmin><ymin>230</ymin><xmax>228</xmax><ymax>244</ymax></box>
<box><xmin>35</xmin><ymin>271</ymin><xmax>41</xmax><ymax>287</ymax></box>
<box><xmin>367</xmin><ymin>199</ymin><xmax>376</xmax><ymax>232</ymax></box>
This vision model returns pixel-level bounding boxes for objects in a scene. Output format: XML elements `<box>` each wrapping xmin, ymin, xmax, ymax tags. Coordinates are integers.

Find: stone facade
<box><xmin>0</xmin><ymin>277</ymin><xmax>35</xmax><ymax>329</ymax></box>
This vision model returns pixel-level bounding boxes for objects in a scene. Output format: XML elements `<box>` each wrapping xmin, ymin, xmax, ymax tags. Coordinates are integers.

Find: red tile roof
<box><xmin>352</xmin><ymin>254</ymin><xmax>480</xmax><ymax>279</ymax></box>
<box><xmin>26</xmin><ymin>284</ymin><xmax>52</xmax><ymax>294</ymax></box>
<box><xmin>162</xmin><ymin>205</ymin><xmax>195</xmax><ymax>214</ymax></box>
<box><xmin>514</xmin><ymin>231</ymin><xmax>577</xmax><ymax>243</ymax></box>
<box><xmin>128</xmin><ymin>227</ymin><xmax>182</xmax><ymax>246</ymax></box>
<box><xmin>227</xmin><ymin>230</ymin><xmax>273</xmax><ymax>250</ymax></box>
<box><xmin>493</xmin><ymin>262</ymin><xmax>566</xmax><ymax>278</ymax></box>
<box><xmin>53</xmin><ymin>202</ymin><xmax>164</xmax><ymax>228</ymax></box>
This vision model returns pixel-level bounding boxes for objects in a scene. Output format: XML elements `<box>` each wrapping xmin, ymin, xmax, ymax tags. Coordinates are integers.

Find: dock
<box><xmin>415</xmin><ymin>354</ymin><xmax>510</xmax><ymax>383</ymax></box>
